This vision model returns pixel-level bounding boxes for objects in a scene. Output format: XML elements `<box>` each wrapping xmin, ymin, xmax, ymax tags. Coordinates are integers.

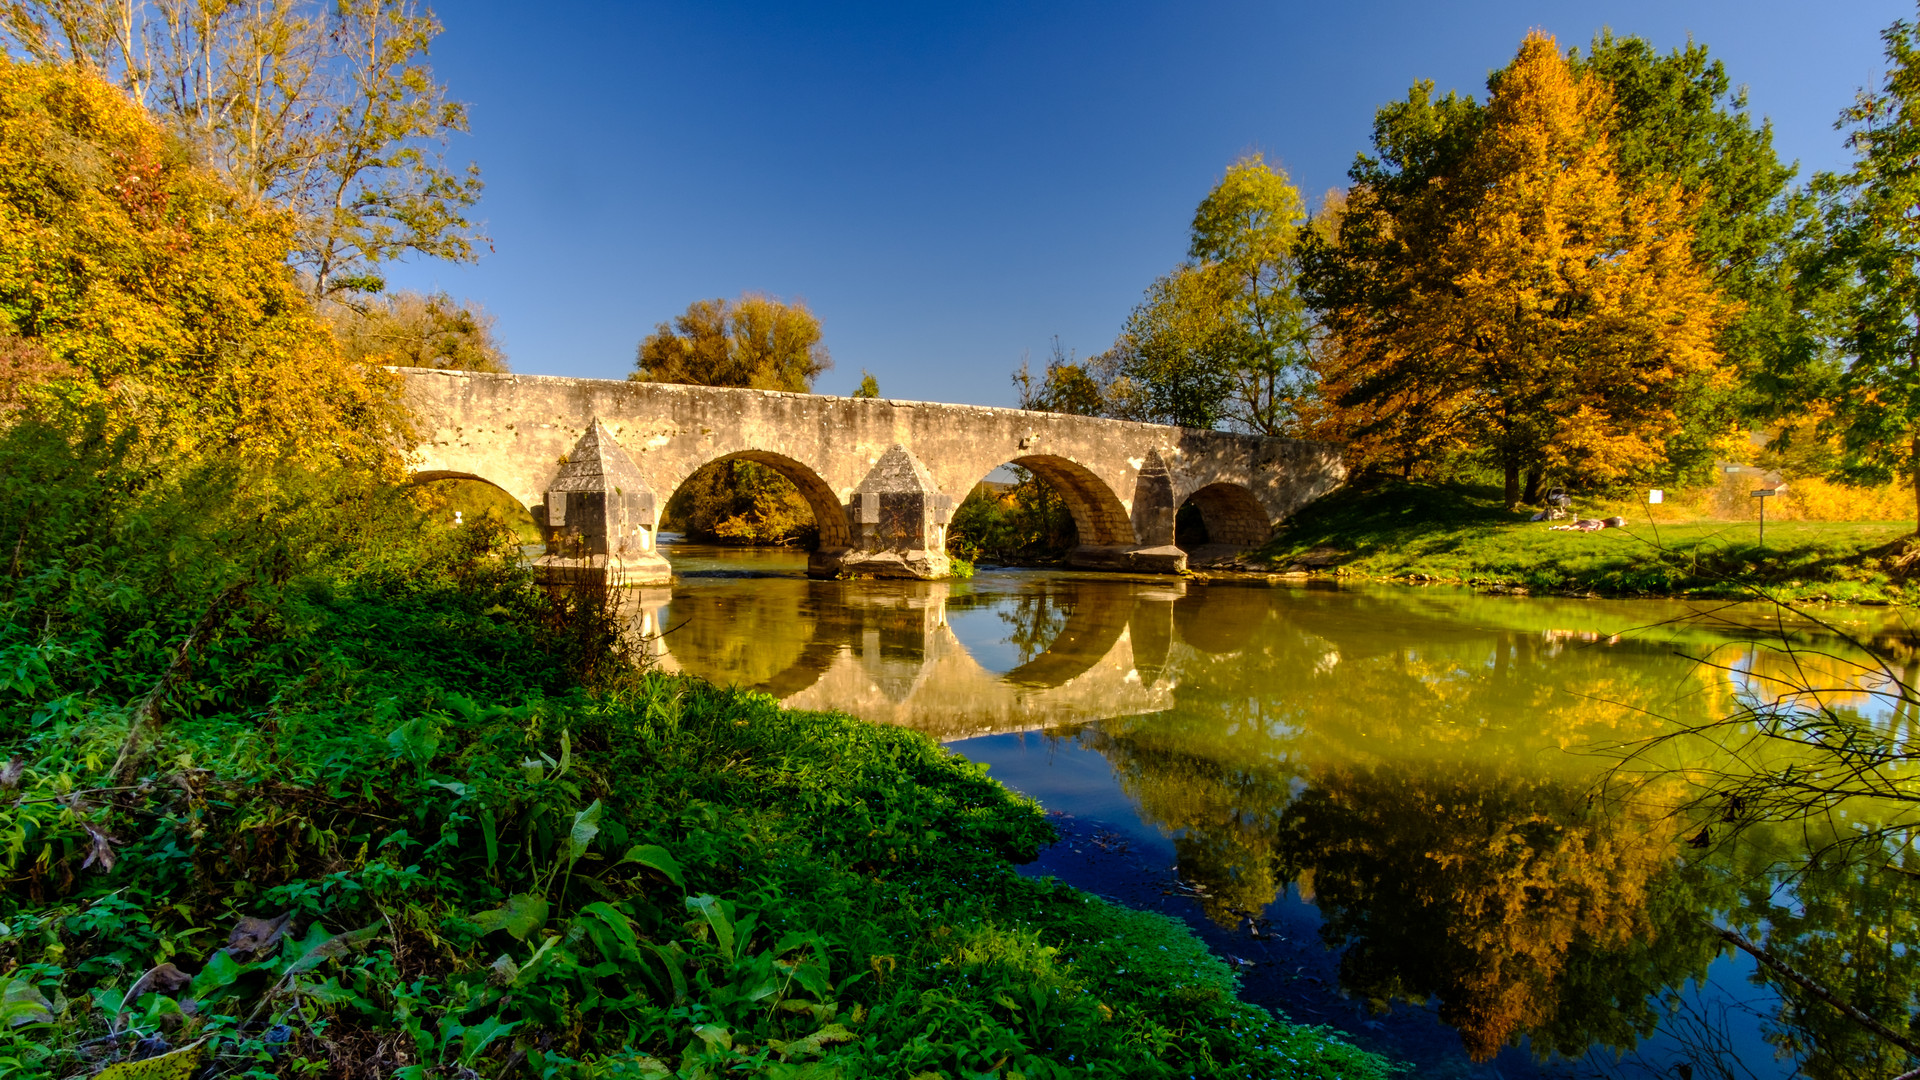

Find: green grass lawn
<box><xmin>1253</xmin><ymin>481</ymin><xmax>1916</xmax><ymax>603</ymax></box>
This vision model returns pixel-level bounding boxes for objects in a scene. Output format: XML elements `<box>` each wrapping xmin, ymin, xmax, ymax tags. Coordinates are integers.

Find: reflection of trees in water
<box><xmin>1278</xmin><ymin>765</ymin><xmax>1700</xmax><ymax>1062</ymax></box>
<box><xmin>664</xmin><ymin>584</ymin><xmax>818</xmax><ymax>689</ymax></box>
<box><xmin>994</xmin><ymin>589</ymin><xmax>1073</xmax><ymax>665</ymax></box>
<box><xmin>1714</xmin><ymin>836</ymin><xmax>1920</xmax><ymax>1080</ymax></box>
<box><xmin>1076</xmin><ymin>588</ymin><xmax>1920</xmax><ymax>1067</ymax></box>
<box><xmin>1077</xmin><ymin>727</ymin><xmax>1294</xmax><ymax>925</ymax></box>
<box><xmin>1085</xmin><ymin>716</ymin><xmax>1708</xmax><ymax>1064</ymax></box>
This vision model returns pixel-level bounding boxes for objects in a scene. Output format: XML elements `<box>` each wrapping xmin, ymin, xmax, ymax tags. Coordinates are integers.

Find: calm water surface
<box><xmin>648</xmin><ymin>540</ymin><xmax>1920</xmax><ymax>1080</ymax></box>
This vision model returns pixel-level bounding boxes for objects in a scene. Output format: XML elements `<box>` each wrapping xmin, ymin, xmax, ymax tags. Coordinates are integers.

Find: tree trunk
<box><xmin>1522</xmin><ymin>467</ymin><xmax>1544</xmax><ymax>506</ymax></box>
<box><xmin>1503</xmin><ymin>455</ymin><xmax>1521</xmax><ymax>511</ymax></box>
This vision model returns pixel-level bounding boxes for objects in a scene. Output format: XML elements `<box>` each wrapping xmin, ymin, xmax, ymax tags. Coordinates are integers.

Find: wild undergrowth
<box><xmin>0</xmin><ymin>452</ymin><xmax>1386</xmax><ymax>1080</ymax></box>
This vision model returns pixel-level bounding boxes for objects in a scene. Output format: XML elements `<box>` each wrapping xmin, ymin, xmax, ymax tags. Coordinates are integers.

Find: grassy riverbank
<box><xmin>1251</xmin><ymin>481</ymin><xmax>1915</xmax><ymax>603</ymax></box>
<box><xmin>0</xmin><ymin>529</ymin><xmax>1386</xmax><ymax>1079</ymax></box>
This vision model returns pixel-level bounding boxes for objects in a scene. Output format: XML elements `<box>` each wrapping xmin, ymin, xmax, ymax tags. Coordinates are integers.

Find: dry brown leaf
<box><xmin>81</xmin><ymin>824</ymin><xmax>121</xmax><ymax>872</ymax></box>
<box><xmin>113</xmin><ymin>963</ymin><xmax>193</xmax><ymax>1032</ymax></box>
<box><xmin>222</xmin><ymin>912</ymin><xmax>292</xmax><ymax>961</ymax></box>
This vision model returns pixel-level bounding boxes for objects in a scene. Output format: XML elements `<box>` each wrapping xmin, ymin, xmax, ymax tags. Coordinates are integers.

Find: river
<box><xmin>637</xmin><ymin>539</ymin><xmax>1920</xmax><ymax>1079</ymax></box>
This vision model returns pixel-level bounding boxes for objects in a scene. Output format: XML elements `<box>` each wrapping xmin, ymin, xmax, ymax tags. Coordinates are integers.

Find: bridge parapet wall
<box><xmin>398</xmin><ymin>367</ymin><xmax>1344</xmax><ymax>581</ymax></box>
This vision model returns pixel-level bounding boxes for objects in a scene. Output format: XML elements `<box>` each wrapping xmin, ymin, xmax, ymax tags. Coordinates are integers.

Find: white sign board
<box><xmin>1648</xmin><ymin>489</ymin><xmax>1663</xmax><ymax>504</ymax></box>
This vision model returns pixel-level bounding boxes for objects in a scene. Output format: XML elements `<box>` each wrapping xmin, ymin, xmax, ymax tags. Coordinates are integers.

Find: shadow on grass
<box><xmin>1257</xmin><ymin>481</ymin><xmax>1914</xmax><ymax>601</ymax></box>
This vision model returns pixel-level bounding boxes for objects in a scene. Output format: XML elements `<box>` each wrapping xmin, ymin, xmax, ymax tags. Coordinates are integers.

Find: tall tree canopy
<box><xmin>1305</xmin><ymin>33</ymin><xmax>1732</xmax><ymax>505</ymax></box>
<box><xmin>632</xmin><ymin>293</ymin><xmax>830</xmax><ymax>392</ymax></box>
<box><xmin>636</xmin><ymin>293</ymin><xmax>829</xmax><ymax>545</ymax></box>
<box><xmin>1801</xmin><ymin>6</ymin><xmax>1920</xmax><ymax>534</ymax></box>
<box><xmin>0</xmin><ymin>0</ymin><xmax>483</xmax><ymax>300</ymax></box>
<box><xmin>0</xmin><ymin>56</ymin><xmax>401</xmax><ymax>469</ymax></box>
<box><xmin>1572</xmin><ymin>32</ymin><xmax>1803</xmax><ymax>467</ymax></box>
<box><xmin>328</xmin><ymin>290</ymin><xmax>507</xmax><ymax>373</ymax></box>
<box><xmin>1100</xmin><ymin>155</ymin><xmax>1312</xmax><ymax>432</ymax></box>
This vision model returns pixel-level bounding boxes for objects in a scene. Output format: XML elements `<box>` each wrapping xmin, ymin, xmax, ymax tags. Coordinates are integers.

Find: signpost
<box><xmin>1752</xmin><ymin>488</ymin><xmax>1776</xmax><ymax>549</ymax></box>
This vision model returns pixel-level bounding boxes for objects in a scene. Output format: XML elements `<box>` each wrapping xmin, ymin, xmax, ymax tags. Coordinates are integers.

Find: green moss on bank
<box><xmin>1253</xmin><ymin>481</ymin><xmax>1914</xmax><ymax>603</ymax></box>
<box><xmin>0</xmin><ymin>557</ymin><xmax>1385</xmax><ymax>1079</ymax></box>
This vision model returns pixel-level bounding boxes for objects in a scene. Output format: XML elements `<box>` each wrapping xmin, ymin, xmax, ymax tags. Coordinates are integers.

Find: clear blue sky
<box><xmin>383</xmin><ymin>1</ymin><xmax>1910</xmax><ymax>406</ymax></box>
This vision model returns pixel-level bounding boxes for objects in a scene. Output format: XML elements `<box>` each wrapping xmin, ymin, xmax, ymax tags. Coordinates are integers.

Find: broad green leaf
<box><xmin>489</xmin><ymin>954</ymin><xmax>520</xmax><ymax>984</ymax></box>
<box><xmin>577</xmin><ymin>902</ymin><xmax>641</xmax><ymax>959</ymax></box>
<box><xmin>566</xmin><ymin>799</ymin><xmax>603</xmax><ymax>861</ymax></box>
<box><xmin>691</xmin><ymin>1023</ymin><xmax>732</xmax><ymax>1051</ymax></box>
<box><xmin>785</xmin><ymin>958</ymin><xmax>832</xmax><ymax>1000</ymax></box>
<box><xmin>643</xmin><ymin>942</ymin><xmax>689</xmax><ymax>1003</ymax></box>
<box><xmin>458</xmin><ymin>1014</ymin><xmax>518</xmax><ymax>1065</ymax></box>
<box><xmin>385</xmin><ymin>716</ymin><xmax>442</xmax><ymax>765</ymax></box>
<box><xmin>470</xmin><ymin>893</ymin><xmax>549</xmax><ymax>941</ymax></box>
<box><xmin>770</xmin><ymin>1023</ymin><xmax>855</xmax><ymax>1062</ymax></box>
<box><xmin>187</xmin><ymin>950</ymin><xmax>246</xmax><ymax>998</ymax></box>
<box><xmin>283</xmin><ymin>922</ymin><xmax>382</xmax><ymax>975</ymax></box>
<box><xmin>618</xmin><ymin>843</ymin><xmax>685</xmax><ymax>887</ymax></box>
<box><xmin>2</xmin><ymin>977</ymin><xmax>53</xmax><ymax>1027</ymax></box>
<box><xmin>684</xmin><ymin>894</ymin><xmax>736</xmax><ymax>962</ymax></box>
<box><xmin>481</xmin><ymin>810</ymin><xmax>499</xmax><ymax>872</ymax></box>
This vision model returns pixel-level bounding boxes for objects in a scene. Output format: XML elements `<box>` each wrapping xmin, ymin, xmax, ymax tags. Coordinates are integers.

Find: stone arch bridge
<box><xmin>400</xmin><ymin>367</ymin><xmax>1344</xmax><ymax>584</ymax></box>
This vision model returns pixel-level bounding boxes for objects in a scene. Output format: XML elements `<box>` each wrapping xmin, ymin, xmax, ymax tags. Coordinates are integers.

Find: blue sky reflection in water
<box><xmin>654</xmin><ymin>547</ymin><xmax>1920</xmax><ymax>1078</ymax></box>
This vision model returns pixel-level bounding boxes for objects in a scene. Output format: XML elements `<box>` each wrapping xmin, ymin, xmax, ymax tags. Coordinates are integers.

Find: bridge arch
<box><xmin>407</xmin><ymin>470</ymin><xmax>541</xmax><ymax>536</ymax></box>
<box><xmin>661</xmin><ymin>449</ymin><xmax>852</xmax><ymax>551</ymax></box>
<box><xmin>970</xmin><ymin>455</ymin><xmax>1134</xmax><ymax>549</ymax></box>
<box><xmin>1178</xmin><ymin>481</ymin><xmax>1272</xmax><ymax>548</ymax></box>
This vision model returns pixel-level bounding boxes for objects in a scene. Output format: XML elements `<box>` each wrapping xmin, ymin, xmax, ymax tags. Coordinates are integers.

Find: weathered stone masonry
<box><xmin>398</xmin><ymin>367</ymin><xmax>1346</xmax><ymax>584</ymax></box>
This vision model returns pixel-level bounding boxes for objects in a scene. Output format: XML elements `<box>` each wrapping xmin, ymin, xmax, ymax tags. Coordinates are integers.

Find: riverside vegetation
<box><xmin>0</xmin><ymin>507</ymin><xmax>1388</xmax><ymax>1080</ymax></box>
<box><xmin>1250</xmin><ymin>481</ymin><xmax>1917</xmax><ymax>602</ymax></box>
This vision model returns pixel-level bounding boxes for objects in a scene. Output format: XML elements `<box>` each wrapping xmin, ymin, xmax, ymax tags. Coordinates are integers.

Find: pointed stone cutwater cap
<box><xmin>855</xmin><ymin>443</ymin><xmax>938</xmax><ymax>496</ymax></box>
<box><xmin>852</xmin><ymin>444</ymin><xmax>951</xmax><ymax>535</ymax></box>
<box><xmin>1130</xmin><ymin>448</ymin><xmax>1178</xmax><ymax>545</ymax></box>
<box><xmin>552</xmin><ymin>419</ymin><xmax>647</xmax><ymax>497</ymax></box>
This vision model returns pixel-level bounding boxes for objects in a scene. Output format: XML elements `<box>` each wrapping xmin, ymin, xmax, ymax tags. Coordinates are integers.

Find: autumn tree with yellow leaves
<box><xmin>1308</xmin><ymin>34</ymin><xmax>1730</xmax><ymax>507</ymax></box>
<box><xmin>0</xmin><ymin>56</ymin><xmax>403</xmax><ymax>471</ymax></box>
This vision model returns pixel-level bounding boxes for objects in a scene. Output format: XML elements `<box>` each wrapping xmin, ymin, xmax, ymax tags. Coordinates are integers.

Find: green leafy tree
<box><xmin>1298</xmin><ymin>81</ymin><xmax>1486</xmax><ymax>479</ymax></box>
<box><xmin>0</xmin><ymin>0</ymin><xmax>485</xmax><ymax>300</ymax></box>
<box><xmin>1187</xmin><ymin>153</ymin><xmax>1314</xmax><ymax>435</ymax></box>
<box><xmin>1102</xmin><ymin>155</ymin><xmax>1311</xmax><ymax>432</ymax></box>
<box><xmin>1102</xmin><ymin>264</ymin><xmax>1239</xmax><ymax>429</ymax></box>
<box><xmin>1801</xmin><ymin>7</ymin><xmax>1920</xmax><ymax>534</ymax></box>
<box><xmin>853</xmin><ymin>369</ymin><xmax>880</xmax><ymax>398</ymax></box>
<box><xmin>1013</xmin><ymin>337</ymin><xmax>1106</xmax><ymax>416</ymax></box>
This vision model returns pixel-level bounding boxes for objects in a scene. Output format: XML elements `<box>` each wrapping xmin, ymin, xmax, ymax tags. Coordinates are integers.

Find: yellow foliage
<box><xmin>1594</xmin><ymin>476</ymin><xmax>1911</xmax><ymax>523</ymax></box>
<box><xmin>1315</xmin><ymin>33</ymin><xmax>1730</xmax><ymax>499</ymax></box>
<box><xmin>1777</xmin><ymin>477</ymin><xmax>1911</xmax><ymax>522</ymax></box>
<box><xmin>634</xmin><ymin>293</ymin><xmax>830</xmax><ymax>392</ymax></box>
<box><xmin>0</xmin><ymin>58</ymin><xmax>405</xmax><ymax>472</ymax></box>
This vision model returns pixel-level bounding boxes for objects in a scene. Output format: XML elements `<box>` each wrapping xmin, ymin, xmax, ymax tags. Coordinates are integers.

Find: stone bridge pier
<box><xmin>398</xmin><ymin>368</ymin><xmax>1345</xmax><ymax>584</ymax></box>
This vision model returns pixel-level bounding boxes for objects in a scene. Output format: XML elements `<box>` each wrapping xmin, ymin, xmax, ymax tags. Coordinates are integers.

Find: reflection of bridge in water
<box><xmin>632</xmin><ymin>578</ymin><xmax>1231</xmax><ymax>740</ymax></box>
